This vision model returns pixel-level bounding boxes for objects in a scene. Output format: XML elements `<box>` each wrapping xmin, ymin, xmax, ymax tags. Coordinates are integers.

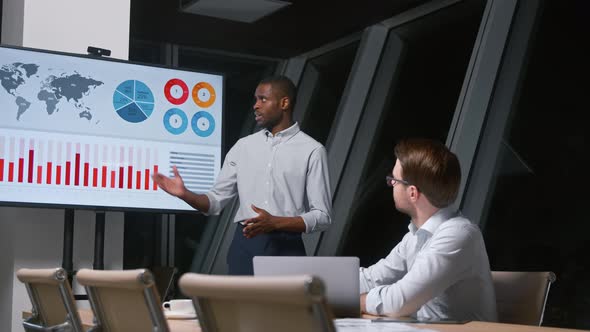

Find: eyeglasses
<box><xmin>386</xmin><ymin>175</ymin><xmax>411</xmax><ymax>187</ymax></box>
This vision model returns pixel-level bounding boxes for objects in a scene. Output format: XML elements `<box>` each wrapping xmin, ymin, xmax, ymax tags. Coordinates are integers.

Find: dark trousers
<box><xmin>227</xmin><ymin>223</ymin><xmax>306</xmax><ymax>275</ymax></box>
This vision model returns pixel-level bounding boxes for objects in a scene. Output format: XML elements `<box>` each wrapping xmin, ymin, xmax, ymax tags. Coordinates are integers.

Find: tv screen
<box><xmin>0</xmin><ymin>45</ymin><xmax>223</xmax><ymax>212</ymax></box>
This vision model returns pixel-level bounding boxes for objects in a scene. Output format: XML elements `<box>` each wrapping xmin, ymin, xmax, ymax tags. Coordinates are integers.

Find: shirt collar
<box><xmin>262</xmin><ymin>122</ymin><xmax>300</xmax><ymax>140</ymax></box>
<box><xmin>408</xmin><ymin>207</ymin><xmax>457</xmax><ymax>235</ymax></box>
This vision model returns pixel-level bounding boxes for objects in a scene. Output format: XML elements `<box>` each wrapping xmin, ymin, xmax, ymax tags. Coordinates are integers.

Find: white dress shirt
<box><xmin>359</xmin><ymin>208</ymin><xmax>497</xmax><ymax>321</ymax></box>
<box><xmin>204</xmin><ymin>122</ymin><xmax>332</xmax><ymax>233</ymax></box>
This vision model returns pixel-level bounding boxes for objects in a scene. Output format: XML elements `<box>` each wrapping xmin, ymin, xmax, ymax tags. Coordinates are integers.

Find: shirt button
<box><xmin>264</xmin><ymin>201</ymin><xmax>268</xmax><ymax>204</ymax></box>
<box><xmin>266</xmin><ymin>181</ymin><xmax>270</xmax><ymax>185</ymax></box>
<box><xmin>267</xmin><ymin>163</ymin><xmax>271</xmax><ymax>167</ymax></box>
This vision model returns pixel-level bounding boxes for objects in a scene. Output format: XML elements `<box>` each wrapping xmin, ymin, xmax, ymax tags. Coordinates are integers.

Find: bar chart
<box><xmin>0</xmin><ymin>135</ymin><xmax>160</xmax><ymax>191</ymax></box>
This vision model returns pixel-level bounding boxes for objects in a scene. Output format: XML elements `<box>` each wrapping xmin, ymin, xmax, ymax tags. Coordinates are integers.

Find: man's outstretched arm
<box><xmin>152</xmin><ymin>165</ymin><xmax>210</xmax><ymax>212</ymax></box>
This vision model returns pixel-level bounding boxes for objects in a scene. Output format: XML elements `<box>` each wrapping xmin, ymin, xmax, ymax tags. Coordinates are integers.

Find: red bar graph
<box><xmin>92</xmin><ymin>168</ymin><xmax>98</xmax><ymax>187</ymax></box>
<box><xmin>18</xmin><ymin>158</ymin><xmax>24</xmax><ymax>182</ymax></box>
<box><xmin>46</xmin><ymin>162</ymin><xmax>52</xmax><ymax>184</ymax></box>
<box><xmin>110</xmin><ymin>170</ymin><xmax>116</xmax><ymax>188</ymax></box>
<box><xmin>127</xmin><ymin>166</ymin><xmax>133</xmax><ymax>189</ymax></box>
<box><xmin>136</xmin><ymin>171</ymin><xmax>141</xmax><ymax>190</ymax></box>
<box><xmin>1</xmin><ymin>137</ymin><xmax>160</xmax><ymax>192</ymax></box>
<box><xmin>153</xmin><ymin>165</ymin><xmax>158</xmax><ymax>190</ymax></box>
<box><xmin>65</xmin><ymin>161</ymin><xmax>71</xmax><ymax>185</ymax></box>
<box><xmin>84</xmin><ymin>163</ymin><xmax>90</xmax><ymax>187</ymax></box>
<box><xmin>144</xmin><ymin>169</ymin><xmax>150</xmax><ymax>190</ymax></box>
<box><xmin>28</xmin><ymin>150</ymin><xmax>34</xmax><ymax>183</ymax></box>
<box><xmin>74</xmin><ymin>153</ymin><xmax>80</xmax><ymax>186</ymax></box>
<box><xmin>8</xmin><ymin>162</ymin><xmax>14</xmax><ymax>182</ymax></box>
<box><xmin>56</xmin><ymin>165</ymin><xmax>62</xmax><ymax>185</ymax></box>
<box><xmin>118</xmin><ymin>166</ymin><xmax>124</xmax><ymax>189</ymax></box>
<box><xmin>102</xmin><ymin>166</ymin><xmax>107</xmax><ymax>188</ymax></box>
<box><xmin>36</xmin><ymin>165</ymin><xmax>42</xmax><ymax>184</ymax></box>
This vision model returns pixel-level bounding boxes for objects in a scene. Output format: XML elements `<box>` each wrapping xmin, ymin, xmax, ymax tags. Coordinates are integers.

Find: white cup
<box><xmin>162</xmin><ymin>299</ymin><xmax>195</xmax><ymax>315</ymax></box>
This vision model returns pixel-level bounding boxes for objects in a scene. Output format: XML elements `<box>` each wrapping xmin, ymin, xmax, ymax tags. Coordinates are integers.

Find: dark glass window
<box><xmin>129</xmin><ymin>39</ymin><xmax>167</xmax><ymax>65</ymax></box>
<box><xmin>480</xmin><ymin>2</ymin><xmax>590</xmax><ymax>328</ymax></box>
<box><xmin>298</xmin><ymin>42</ymin><xmax>360</xmax><ymax>145</ymax></box>
<box><xmin>341</xmin><ymin>1</ymin><xmax>486</xmax><ymax>265</ymax></box>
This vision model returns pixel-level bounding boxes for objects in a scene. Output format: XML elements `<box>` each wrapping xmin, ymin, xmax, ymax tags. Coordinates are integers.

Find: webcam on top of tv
<box><xmin>87</xmin><ymin>46</ymin><xmax>111</xmax><ymax>57</ymax></box>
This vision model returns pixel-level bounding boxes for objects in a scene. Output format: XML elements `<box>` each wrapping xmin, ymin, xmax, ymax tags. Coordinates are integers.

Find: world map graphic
<box><xmin>0</xmin><ymin>62</ymin><xmax>103</xmax><ymax>121</ymax></box>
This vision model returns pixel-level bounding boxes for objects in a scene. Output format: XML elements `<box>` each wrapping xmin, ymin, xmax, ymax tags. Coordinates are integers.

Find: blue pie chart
<box><xmin>191</xmin><ymin>111</ymin><xmax>215</xmax><ymax>137</ymax></box>
<box><xmin>113</xmin><ymin>80</ymin><xmax>155</xmax><ymax>123</ymax></box>
<box><xmin>163</xmin><ymin>108</ymin><xmax>188</xmax><ymax>135</ymax></box>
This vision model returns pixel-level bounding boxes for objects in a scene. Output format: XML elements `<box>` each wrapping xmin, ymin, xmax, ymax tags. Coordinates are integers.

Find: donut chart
<box><xmin>163</xmin><ymin>108</ymin><xmax>188</xmax><ymax>135</ymax></box>
<box><xmin>192</xmin><ymin>82</ymin><xmax>216</xmax><ymax>108</ymax></box>
<box><xmin>191</xmin><ymin>112</ymin><xmax>215</xmax><ymax>137</ymax></box>
<box><xmin>113</xmin><ymin>80</ymin><xmax>155</xmax><ymax>123</ymax></box>
<box><xmin>164</xmin><ymin>79</ymin><xmax>189</xmax><ymax>105</ymax></box>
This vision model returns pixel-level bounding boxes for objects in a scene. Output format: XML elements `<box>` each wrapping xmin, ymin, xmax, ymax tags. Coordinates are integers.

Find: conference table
<box><xmin>23</xmin><ymin>309</ymin><xmax>589</xmax><ymax>332</ymax></box>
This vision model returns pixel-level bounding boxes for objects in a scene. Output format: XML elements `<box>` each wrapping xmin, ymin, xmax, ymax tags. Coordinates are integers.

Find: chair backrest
<box><xmin>76</xmin><ymin>268</ymin><xmax>169</xmax><ymax>332</ymax></box>
<box><xmin>16</xmin><ymin>267</ymin><xmax>84</xmax><ymax>332</ymax></box>
<box><xmin>179</xmin><ymin>273</ymin><xmax>336</xmax><ymax>332</ymax></box>
<box><xmin>491</xmin><ymin>271</ymin><xmax>556</xmax><ymax>326</ymax></box>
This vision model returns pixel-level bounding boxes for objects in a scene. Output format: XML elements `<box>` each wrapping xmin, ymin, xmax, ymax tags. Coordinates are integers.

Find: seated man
<box><xmin>360</xmin><ymin>138</ymin><xmax>497</xmax><ymax>321</ymax></box>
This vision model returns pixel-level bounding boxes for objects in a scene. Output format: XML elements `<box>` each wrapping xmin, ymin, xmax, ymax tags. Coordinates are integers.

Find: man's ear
<box><xmin>408</xmin><ymin>186</ymin><xmax>419</xmax><ymax>202</ymax></box>
<box><xmin>280</xmin><ymin>96</ymin><xmax>290</xmax><ymax>110</ymax></box>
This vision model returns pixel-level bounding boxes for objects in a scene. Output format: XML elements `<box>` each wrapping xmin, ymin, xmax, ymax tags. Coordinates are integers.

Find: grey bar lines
<box><xmin>180</xmin><ymin>174</ymin><xmax>215</xmax><ymax>180</ymax></box>
<box><xmin>170</xmin><ymin>151</ymin><xmax>215</xmax><ymax>193</ymax></box>
<box><xmin>170</xmin><ymin>155</ymin><xmax>214</xmax><ymax>163</ymax></box>
<box><xmin>170</xmin><ymin>160</ymin><xmax>214</xmax><ymax>167</ymax></box>
<box><xmin>170</xmin><ymin>151</ymin><xmax>214</xmax><ymax>158</ymax></box>
<box><xmin>173</xmin><ymin>165</ymin><xmax>214</xmax><ymax>172</ymax></box>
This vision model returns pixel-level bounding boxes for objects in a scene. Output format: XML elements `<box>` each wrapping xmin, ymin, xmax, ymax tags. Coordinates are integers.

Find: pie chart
<box><xmin>163</xmin><ymin>108</ymin><xmax>188</xmax><ymax>135</ymax></box>
<box><xmin>164</xmin><ymin>78</ymin><xmax>189</xmax><ymax>105</ymax></box>
<box><xmin>191</xmin><ymin>111</ymin><xmax>215</xmax><ymax>137</ymax></box>
<box><xmin>192</xmin><ymin>82</ymin><xmax>216</xmax><ymax>108</ymax></box>
<box><xmin>113</xmin><ymin>80</ymin><xmax>155</xmax><ymax>123</ymax></box>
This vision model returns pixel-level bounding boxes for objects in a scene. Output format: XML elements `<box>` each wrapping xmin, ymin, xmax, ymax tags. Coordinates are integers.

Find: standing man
<box><xmin>359</xmin><ymin>138</ymin><xmax>497</xmax><ymax>321</ymax></box>
<box><xmin>153</xmin><ymin>75</ymin><xmax>332</xmax><ymax>275</ymax></box>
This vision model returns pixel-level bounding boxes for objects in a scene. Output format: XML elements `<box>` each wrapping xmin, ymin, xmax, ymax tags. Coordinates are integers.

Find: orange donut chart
<box><xmin>192</xmin><ymin>82</ymin><xmax>216</xmax><ymax>108</ymax></box>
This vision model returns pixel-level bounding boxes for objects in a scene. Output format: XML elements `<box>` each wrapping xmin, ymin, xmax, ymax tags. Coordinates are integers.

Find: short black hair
<box><xmin>258</xmin><ymin>75</ymin><xmax>297</xmax><ymax>109</ymax></box>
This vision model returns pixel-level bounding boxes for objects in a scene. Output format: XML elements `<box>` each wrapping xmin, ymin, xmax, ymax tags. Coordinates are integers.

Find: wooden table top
<box><xmin>23</xmin><ymin>310</ymin><xmax>588</xmax><ymax>332</ymax></box>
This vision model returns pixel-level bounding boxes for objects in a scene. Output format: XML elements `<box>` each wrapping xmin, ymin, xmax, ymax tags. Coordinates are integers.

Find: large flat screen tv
<box><xmin>0</xmin><ymin>45</ymin><xmax>223</xmax><ymax>212</ymax></box>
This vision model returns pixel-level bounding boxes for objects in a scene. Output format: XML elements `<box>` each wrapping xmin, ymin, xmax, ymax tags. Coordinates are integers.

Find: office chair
<box><xmin>76</xmin><ymin>268</ymin><xmax>169</xmax><ymax>332</ymax></box>
<box><xmin>16</xmin><ymin>267</ymin><xmax>84</xmax><ymax>332</ymax></box>
<box><xmin>179</xmin><ymin>273</ymin><xmax>336</xmax><ymax>332</ymax></box>
<box><xmin>491</xmin><ymin>271</ymin><xmax>556</xmax><ymax>326</ymax></box>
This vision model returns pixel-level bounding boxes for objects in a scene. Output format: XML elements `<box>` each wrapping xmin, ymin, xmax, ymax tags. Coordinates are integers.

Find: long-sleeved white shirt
<box><xmin>360</xmin><ymin>208</ymin><xmax>497</xmax><ymax>321</ymax></box>
<box><xmin>204</xmin><ymin>122</ymin><xmax>332</xmax><ymax>233</ymax></box>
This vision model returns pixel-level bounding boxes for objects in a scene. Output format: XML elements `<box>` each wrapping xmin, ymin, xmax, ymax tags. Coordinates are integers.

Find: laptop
<box><xmin>253</xmin><ymin>256</ymin><xmax>360</xmax><ymax>318</ymax></box>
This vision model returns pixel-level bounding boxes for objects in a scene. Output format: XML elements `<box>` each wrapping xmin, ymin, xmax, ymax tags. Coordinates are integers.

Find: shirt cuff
<box><xmin>366</xmin><ymin>286</ymin><xmax>385</xmax><ymax>315</ymax></box>
<box><xmin>359</xmin><ymin>268</ymin><xmax>372</xmax><ymax>293</ymax></box>
<box><xmin>300</xmin><ymin>210</ymin><xmax>331</xmax><ymax>233</ymax></box>
<box><xmin>204</xmin><ymin>192</ymin><xmax>219</xmax><ymax>216</ymax></box>
<box><xmin>300</xmin><ymin>212</ymin><xmax>314</xmax><ymax>233</ymax></box>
